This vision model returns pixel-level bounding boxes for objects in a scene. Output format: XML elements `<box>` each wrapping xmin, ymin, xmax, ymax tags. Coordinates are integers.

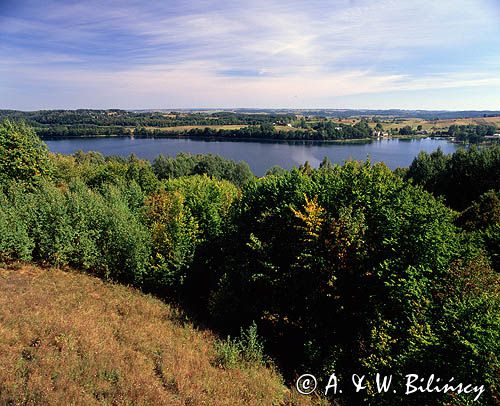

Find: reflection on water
<box><xmin>46</xmin><ymin>137</ymin><xmax>458</xmax><ymax>177</ymax></box>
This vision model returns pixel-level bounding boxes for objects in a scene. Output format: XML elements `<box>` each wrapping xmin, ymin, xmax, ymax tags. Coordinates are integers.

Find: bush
<box><xmin>214</xmin><ymin>336</ymin><xmax>241</xmax><ymax>369</ymax></box>
<box><xmin>458</xmin><ymin>190</ymin><xmax>500</xmax><ymax>270</ymax></box>
<box><xmin>215</xmin><ymin>322</ymin><xmax>266</xmax><ymax>369</ymax></box>
<box><xmin>95</xmin><ymin>183</ymin><xmax>152</xmax><ymax>284</ymax></box>
<box><xmin>144</xmin><ymin>175</ymin><xmax>239</xmax><ymax>292</ymax></box>
<box><xmin>2</xmin><ymin>179</ymin><xmax>151</xmax><ymax>285</ymax></box>
<box><xmin>0</xmin><ymin>185</ymin><xmax>33</xmax><ymax>262</ymax></box>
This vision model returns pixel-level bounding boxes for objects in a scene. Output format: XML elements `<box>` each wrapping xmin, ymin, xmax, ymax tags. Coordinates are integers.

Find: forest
<box><xmin>0</xmin><ymin>119</ymin><xmax>499</xmax><ymax>405</ymax></box>
<box><xmin>1</xmin><ymin>110</ymin><xmax>499</xmax><ymax>143</ymax></box>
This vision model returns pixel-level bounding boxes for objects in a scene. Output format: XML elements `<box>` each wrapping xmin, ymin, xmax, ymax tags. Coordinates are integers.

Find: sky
<box><xmin>1</xmin><ymin>0</ymin><xmax>500</xmax><ymax>110</ymax></box>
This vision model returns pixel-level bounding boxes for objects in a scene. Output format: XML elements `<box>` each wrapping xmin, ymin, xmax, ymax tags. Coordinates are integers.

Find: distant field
<box><xmin>433</xmin><ymin>116</ymin><xmax>500</xmax><ymax>127</ymax></box>
<box><xmin>274</xmin><ymin>125</ymin><xmax>308</xmax><ymax>132</ymax></box>
<box><xmin>330</xmin><ymin>116</ymin><xmax>500</xmax><ymax>132</ymax></box>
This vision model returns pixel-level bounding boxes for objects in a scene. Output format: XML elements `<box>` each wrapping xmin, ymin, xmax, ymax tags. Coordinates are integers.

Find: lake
<box><xmin>45</xmin><ymin>137</ymin><xmax>458</xmax><ymax>176</ymax></box>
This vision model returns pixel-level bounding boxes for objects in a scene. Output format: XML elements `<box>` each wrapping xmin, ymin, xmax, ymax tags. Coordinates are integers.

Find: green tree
<box><xmin>206</xmin><ymin>163</ymin><xmax>498</xmax><ymax>404</ymax></box>
<box><xmin>144</xmin><ymin>190</ymin><xmax>199</xmax><ymax>291</ymax></box>
<box><xmin>0</xmin><ymin>120</ymin><xmax>53</xmax><ymax>187</ymax></box>
<box><xmin>406</xmin><ymin>146</ymin><xmax>500</xmax><ymax>210</ymax></box>
<box><xmin>163</xmin><ymin>175</ymin><xmax>238</xmax><ymax>239</ymax></box>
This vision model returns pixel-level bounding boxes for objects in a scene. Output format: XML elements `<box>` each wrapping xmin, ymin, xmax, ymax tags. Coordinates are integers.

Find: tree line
<box><xmin>0</xmin><ymin>109</ymin><xmax>295</xmax><ymax>128</ymax></box>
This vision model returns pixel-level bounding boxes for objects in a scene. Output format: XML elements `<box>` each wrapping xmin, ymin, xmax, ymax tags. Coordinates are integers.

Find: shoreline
<box><xmin>40</xmin><ymin>133</ymin><xmax>442</xmax><ymax>144</ymax></box>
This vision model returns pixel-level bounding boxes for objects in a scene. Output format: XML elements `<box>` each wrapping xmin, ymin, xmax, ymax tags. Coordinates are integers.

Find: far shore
<box><xmin>40</xmin><ymin>133</ymin><xmax>446</xmax><ymax>144</ymax></box>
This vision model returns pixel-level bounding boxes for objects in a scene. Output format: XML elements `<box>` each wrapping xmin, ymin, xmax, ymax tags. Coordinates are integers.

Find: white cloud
<box><xmin>1</xmin><ymin>0</ymin><xmax>500</xmax><ymax>108</ymax></box>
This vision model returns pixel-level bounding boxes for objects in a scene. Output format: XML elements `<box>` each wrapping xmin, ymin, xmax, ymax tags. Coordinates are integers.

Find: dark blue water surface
<box><xmin>46</xmin><ymin>137</ymin><xmax>458</xmax><ymax>177</ymax></box>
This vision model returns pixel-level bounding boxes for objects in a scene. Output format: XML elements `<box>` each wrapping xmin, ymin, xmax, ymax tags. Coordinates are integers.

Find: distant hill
<box><xmin>3</xmin><ymin>108</ymin><xmax>500</xmax><ymax>120</ymax></box>
<box><xmin>0</xmin><ymin>265</ymin><xmax>309</xmax><ymax>405</ymax></box>
<box><xmin>131</xmin><ymin>108</ymin><xmax>500</xmax><ymax>120</ymax></box>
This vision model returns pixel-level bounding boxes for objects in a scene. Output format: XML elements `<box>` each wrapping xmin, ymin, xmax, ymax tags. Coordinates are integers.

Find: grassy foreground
<box><xmin>0</xmin><ymin>264</ymin><xmax>310</xmax><ymax>405</ymax></box>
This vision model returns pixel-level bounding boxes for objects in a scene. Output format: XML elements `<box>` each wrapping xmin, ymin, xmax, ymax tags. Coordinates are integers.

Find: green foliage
<box><xmin>238</xmin><ymin>322</ymin><xmax>266</xmax><ymax>365</ymax></box>
<box><xmin>312</xmin><ymin>119</ymin><xmax>373</xmax><ymax>139</ymax></box>
<box><xmin>1</xmin><ymin>179</ymin><xmax>151</xmax><ymax>284</ymax></box>
<box><xmin>51</xmin><ymin>151</ymin><xmax>160</xmax><ymax>194</ymax></box>
<box><xmin>214</xmin><ymin>336</ymin><xmax>242</xmax><ymax>369</ymax></box>
<box><xmin>215</xmin><ymin>322</ymin><xmax>266</xmax><ymax>369</ymax></box>
<box><xmin>153</xmin><ymin>153</ymin><xmax>254</xmax><ymax>188</ymax></box>
<box><xmin>0</xmin><ymin>185</ymin><xmax>34</xmax><ymax>262</ymax></box>
<box><xmin>144</xmin><ymin>190</ymin><xmax>199</xmax><ymax>290</ymax></box>
<box><xmin>144</xmin><ymin>175</ymin><xmax>238</xmax><ymax>291</ymax></box>
<box><xmin>448</xmin><ymin>124</ymin><xmax>496</xmax><ymax>143</ymax></box>
<box><xmin>0</xmin><ymin>120</ymin><xmax>53</xmax><ymax>187</ymax></box>
<box><xmin>458</xmin><ymin>190</ymin><xmax>500</xmax><ymax>270</ymax></box>
<box><xmin>458</xmin><ymin>190</ymin><xmax>500</xmax><ymax>230</ymax></box>
<box><xmin>420</xmin><ymin>258</ymin><xmax>499</xmax><ymax>404</ymax></box>
<box><xmin>398</xmin><ymin>125</ymin><xmax>415</xmax><ymax>135</ymax></box>
<box><xmin>94</xmin><ymin>184</ymin><xmax>152</xmax><ymax>283</ymax></box>
<box><xmin>163</xmin><ymin>175</ymin><xmax>239</xmax><ymax>239</ymax></box>
<box><xmin>265</xmin><ymin>165</ymin><xmax>287</xmax><ymax>176</ymax></box>
<box><xmin>0</xmin><ymin>121</ymin><xmax>498</xmax><ymax>405</ymax></box>
<box><xmin>0</xmin><ymin>109</ymin><xmax>294</xmax><ymax>130</ymax></box>
<box><xmin>206</xmin><ymin>162</ymin><xmax>498</xmax><ymax>404</ymax></box>
<box><xmin>406</xmin><ymin>146</ymin><xmax>500</xmax><ymax>210</ymax></box>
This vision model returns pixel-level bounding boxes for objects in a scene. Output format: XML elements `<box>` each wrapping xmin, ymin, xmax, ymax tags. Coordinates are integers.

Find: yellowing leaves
<box><xmin>291</xmin><ymin>194</ymin><xmax>325</xmax><ymax>241</ymax></box>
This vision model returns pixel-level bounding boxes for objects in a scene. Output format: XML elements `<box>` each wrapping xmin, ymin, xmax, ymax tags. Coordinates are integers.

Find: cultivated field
<box><xmin>330</xmin><ymin>116</ymin><xmax>500</xmax><ymax>132</ymax></box>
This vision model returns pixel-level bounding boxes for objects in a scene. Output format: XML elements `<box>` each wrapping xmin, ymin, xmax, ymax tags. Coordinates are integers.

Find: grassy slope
<box><xmin>0</xmin><ymin>264</ymin><xmax>311</xmax><ymax>405</ymax></box>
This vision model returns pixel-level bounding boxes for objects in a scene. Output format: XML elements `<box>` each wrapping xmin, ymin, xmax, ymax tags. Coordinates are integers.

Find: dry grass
<box><xmin>431</xmin><ymin>116</ymin><xmax>500</xmax><ymax>128</ymax></box>
<box><xmin>0</xmin><ymin>264</ymin><xmax>313</xmax><ymax>405</ymax></box>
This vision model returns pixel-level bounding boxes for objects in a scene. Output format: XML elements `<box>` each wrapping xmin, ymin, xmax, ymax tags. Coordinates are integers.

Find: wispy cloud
<box><xmin>1</xmin><ymin>0</ymin><xmax>499</xmax><ymax>109</ymax></box>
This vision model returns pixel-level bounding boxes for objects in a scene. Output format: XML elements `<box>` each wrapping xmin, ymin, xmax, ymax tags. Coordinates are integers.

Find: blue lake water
<box><xmin>45</xmin><ymin>137</ymin><xmax>458</xmax><ymax>177</ymax></box>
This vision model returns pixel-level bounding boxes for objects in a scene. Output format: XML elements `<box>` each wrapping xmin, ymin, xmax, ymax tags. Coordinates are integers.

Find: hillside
<box><xmin>0</xmin><ymin>264</ymin><xmax>308</xmax><ymax>405</ymax></box>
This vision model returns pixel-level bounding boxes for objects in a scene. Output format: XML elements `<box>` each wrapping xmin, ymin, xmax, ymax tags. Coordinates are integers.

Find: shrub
<box><xmin>214</xmin><ymin>336</ymin><xmax>241</xmax><ymax>369</ymax></box>
<box><xmin>2</xmin><ymin>179</ymin><xmax>151</xmax><ymax>285</ymax></box>
<box><xmin>0</xmin><ymin>185</ymin><xmax>33</xmax><ymax>262</ymax></box>
<box><xmin>51</xmin><ymin>152</ymin><xmax>159</xmax><ymax>195</ymax></box>
<box><xmin>95</xmin><ymin>183</ymin><xmax>152</xmax><ymax>284</ymax></box>
<box><xmin>238</xmin><ymin>322</ymin><xmax>266</xmax><ymax>365</ymax></box>
<box><xmin>215</xmin><ymin>322</ymin><xmax>266</xmax><ymax>369</ymax></box>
